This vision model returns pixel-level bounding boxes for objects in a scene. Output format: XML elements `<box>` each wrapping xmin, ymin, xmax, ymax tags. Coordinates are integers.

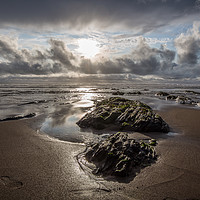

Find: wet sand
<box><xmin>0</xmin><ymin>106</ymin><xmax>200</xmax><ymax>200</ymax></box>
<box><xmin>104</xmin><ymin>106</ymin><xmax>200</xmax><ymax>200</ymax></box>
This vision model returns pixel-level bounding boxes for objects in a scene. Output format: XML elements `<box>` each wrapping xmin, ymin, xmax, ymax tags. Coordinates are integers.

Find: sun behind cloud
<box><xmin>77</xmin><ymin>39</ymin><xmax>100</xmax><ymax>58</ymax></box>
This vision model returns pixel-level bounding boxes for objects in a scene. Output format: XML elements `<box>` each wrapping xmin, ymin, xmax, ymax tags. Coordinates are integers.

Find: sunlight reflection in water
<box><xmin>167</xmin><ymin>132</ymin><xmax>180</xmax><ymax>136</ymax></box>
<box><xmin>40</xmin><ymin>93</ymin><xmax>101</xmax><ymax>143</ymax></box>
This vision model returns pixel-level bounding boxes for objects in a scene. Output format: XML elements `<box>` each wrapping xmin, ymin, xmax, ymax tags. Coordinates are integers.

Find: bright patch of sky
<box><xmin>0</xmin><ymin>22</ymin><xmax>195</xmax><ymax>60</ymax></box>
<box><xmin>1</xmin><ymin>24</ymin><xmax>200</xmax><ymax>80</ymax></box>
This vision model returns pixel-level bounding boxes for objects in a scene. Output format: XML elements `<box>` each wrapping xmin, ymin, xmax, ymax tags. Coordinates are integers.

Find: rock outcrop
<box><xmin>84</xmin><ymin>132</ymin><xmax>157</xmax><ymax>177</ymax></box>
<box><xmin>77</xmin><ymin>97</ymin><xmax>169</xmax><ymax>133</ymax></box>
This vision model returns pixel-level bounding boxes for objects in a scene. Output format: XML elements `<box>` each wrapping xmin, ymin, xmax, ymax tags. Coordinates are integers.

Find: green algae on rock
<box><xmin>76</xmin><ymin>97</ymin><xmax>169</xmax><ymax>133</ymax></box>
<box><xmin>84</xmin><ymin>132</ymin><xmax>157</xmax><ymax>177</ymax></box>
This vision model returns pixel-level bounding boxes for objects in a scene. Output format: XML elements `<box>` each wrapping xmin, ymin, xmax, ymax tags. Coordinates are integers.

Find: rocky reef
<box><xmin>84</xmin><ymin>132</ymin><xmax>157</xmax><ymax>177</ymax></box>
<box><xmin>77</xmin><ymin>97</ymin><xmax>169</xmax><ymax>133</ymax></box>
<box><xmin>155</xmin><ymin>91</ymin><xmax>199</xmax><ymax>105</ymax></box>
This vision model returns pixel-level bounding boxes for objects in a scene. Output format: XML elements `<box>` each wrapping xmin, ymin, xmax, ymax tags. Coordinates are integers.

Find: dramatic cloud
<box><xmin>0</xmin><ymin>37</ymin><xmax>77</xmax><ymax>75</ymax></box>
<box><xmin>81</xmin><ymin>38</ymin><xmax>176</xmax><ymax>76</ymax></box>
<box><xmin>0</xmin><ymin>0</ymin><xmax>199</xmax><ymax>33</ymax></box>
<box><xmin>0</xmin><ymin>1</ymin><xmax>199</xmax><ymax>81</ymax></box>
<box><xmin>175</xmin><ymin>22</ymin><xmax>200</xmax><ymax>65</ymax></box>
<box><xmin>0</xmin><ymin>35</ymin><xmax>176</xmax><ymax>78</ymax></box>
<box><xmin>1</xmin><ymin>21</ymin><xmax>200</xmax><ymax>80</ymax></box>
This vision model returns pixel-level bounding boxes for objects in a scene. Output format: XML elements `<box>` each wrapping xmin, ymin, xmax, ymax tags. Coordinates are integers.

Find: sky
<box><xmin>0</xmin><ymin>0</ymin><xmax>200</xmax><ymax>82</ymax></box>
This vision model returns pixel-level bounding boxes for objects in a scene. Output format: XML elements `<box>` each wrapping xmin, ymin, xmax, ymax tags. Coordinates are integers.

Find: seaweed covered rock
<box><xmin>85</xmin><ymin>132</ymin><xmax>157</xmax><ymax>177</ymax></box>
<box><xmin>77</xmin><ymin>97</ymin><xmax>169</xmax><ymax>132</ymax></box>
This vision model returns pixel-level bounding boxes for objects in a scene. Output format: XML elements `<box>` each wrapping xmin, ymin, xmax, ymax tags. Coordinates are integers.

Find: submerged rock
<box><xmin>84</xmin><ymin>132</ymin><xmax>157</xmax><ymax>177</ymax></box>
<box><xmin>76</xmin><ymin>97</ymin><xmax>169</xmax><ymax>133</ymax></box>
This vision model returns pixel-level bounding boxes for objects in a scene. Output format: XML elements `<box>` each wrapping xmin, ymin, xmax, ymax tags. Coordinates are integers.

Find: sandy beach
<box><xmin>0</xmin><ymin>106</ymin><xmax>200</xmax><ymax>200</ymax></box>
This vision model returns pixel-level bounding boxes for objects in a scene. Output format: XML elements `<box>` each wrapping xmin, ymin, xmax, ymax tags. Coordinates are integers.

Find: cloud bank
<box><xmin>0</xmin><ymin>23</ymin><xmax>200</xmax><ymax>80</ymax></box>
<box><xmin>175</xmin><ymin>22</ymin><xmax>200</xmax><ymax>65</ymax></box>
<box><xmin>0</xmin><ymin>0</ymin><xmax>199</xmax><ymax>33</ymax></box>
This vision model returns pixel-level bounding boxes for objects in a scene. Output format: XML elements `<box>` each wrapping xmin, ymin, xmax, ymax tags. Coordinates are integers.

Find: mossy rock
<box><xmin>77</xmin><ymin>97</ymin><xmax>169</xmax><ymax>133</ymax></box>
<box><xmin>84</xmin><ymin>132</ymin><xmax>158</xmax><ymax>177</ymax></box>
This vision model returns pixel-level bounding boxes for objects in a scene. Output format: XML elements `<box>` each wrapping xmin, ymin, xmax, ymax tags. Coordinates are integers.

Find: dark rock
<box><xmin>176</xmin><ymin>96</ymin><xmax>193</xmax><ymax>104</ymax></box>
<box><xmin>84</xmin><ymin>132</ymin><xmax>157</xmax><ymax>177</ymax></box>
<box><xmin>155</xmin><ymin>91</ymin><xmax>169</xmax><ymax>97</ymax></box>
<box><xmin>0</xmin><ymin>113</ymin><xmax>36</xmax><ymax>122</ymax></box>
<box><xmin>185</xmin><ymin>90</ymin><xmax>200</xmax><ymax>95</ymax></box>
<box><xmin>112</xmin><ymin>91</ymin><xmax>125</xmax><ymax>95</ymax></box>
<box><xmin>166</xmin><ymin>94</ymin><xmax>197</xmax><ymax>105</ymax></box>
<box><xmin>77</xmin><ymin>97</ymin><xmax>169</xmax><ymax>133</ymax></box>
<box><xmin>166</xmin><ymin>95</ymin><xmax>177</xmax><ymax>101</ymax></box>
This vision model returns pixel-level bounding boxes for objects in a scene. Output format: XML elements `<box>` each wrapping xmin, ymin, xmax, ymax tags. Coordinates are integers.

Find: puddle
<box><xmin>40</xmin><ymin>100</ymin><xmax>96</xmax><ymax>143</ymax></box>
<box><xmin>73</xmin><ymin>100</ymin><xmax>94</xmax><ymax>108</ymax></box>
<box><xmin>167</xmin><ymin>132</ymin><xmax>180</xmax><ymax>137</ymax></box>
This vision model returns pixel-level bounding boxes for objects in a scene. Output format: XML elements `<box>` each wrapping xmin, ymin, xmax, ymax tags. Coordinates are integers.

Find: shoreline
<box><xmin>0</xmin><ymin>105</ymin><xmax>200</xmax><ymax>199</ymax></box>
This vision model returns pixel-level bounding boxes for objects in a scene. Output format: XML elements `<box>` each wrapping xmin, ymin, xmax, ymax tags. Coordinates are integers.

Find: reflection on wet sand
<box><xmin>40</xmin><ymin>98</ymin><xmax>96</xmax><ymax>143</ymax></box>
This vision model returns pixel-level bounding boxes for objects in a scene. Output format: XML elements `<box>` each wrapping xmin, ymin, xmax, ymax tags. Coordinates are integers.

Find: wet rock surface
<box><xmin>166</xmin><ymin>95</ymin><xmax>178</xmax><ymax>101</ymax></box>
<box><xmin>155</xmin><ymin>91</ymin><xmax>199</xmax><ymax>106</ymax></box>
<box><xmin>84</xmin><ymin>132</ymin><xmax>157</xmax><ymax>177</ymax></box>
<box><xmin>77</xmin><ymin>97</ymin><xmax>169</xmax><ymax>133</ymax></box>
<box><xmin>175</xmin><ymin>96</ymin><xmax>194</xmax><ymax>104</ymax></box>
